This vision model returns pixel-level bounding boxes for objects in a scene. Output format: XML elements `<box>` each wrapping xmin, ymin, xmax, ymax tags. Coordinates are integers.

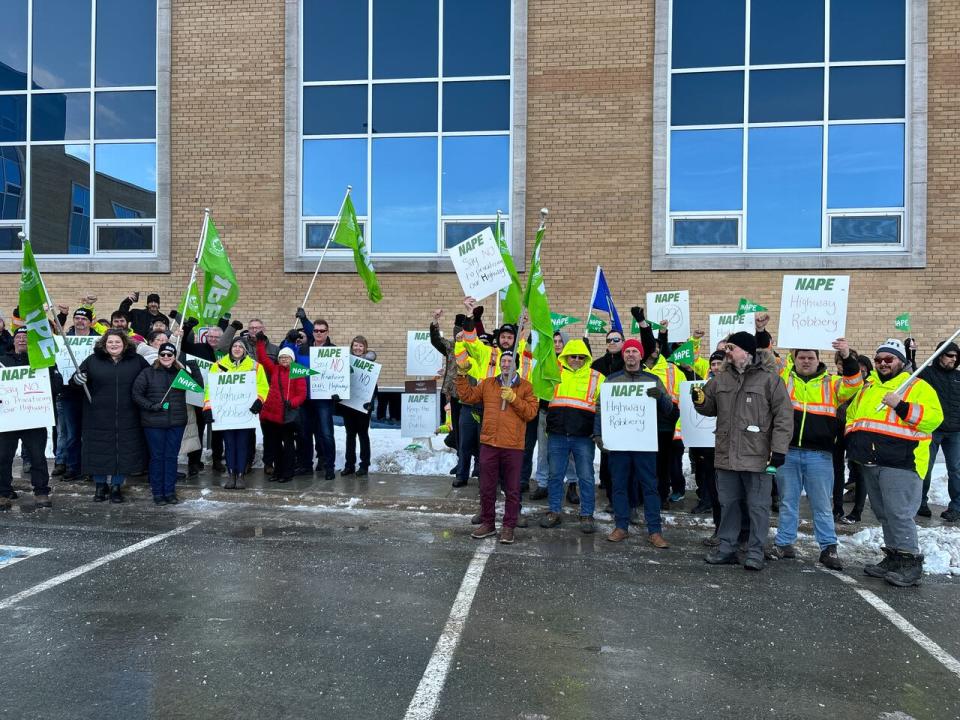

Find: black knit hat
<box><xmin>147</xmin><ymin>293</ymin><xmax>160</xmax><ymax>304</ymax></box>
<box><xmin>727</xmin><ymin>331</ymin><xmax>757</xmax><ymax>357</ymax></box>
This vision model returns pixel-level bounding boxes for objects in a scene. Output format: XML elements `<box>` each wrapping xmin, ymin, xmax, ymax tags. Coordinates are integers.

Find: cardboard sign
<box><xmin>646</xmin><ymin>290</ymin><xmax>691</xmax><ymax>341</ymax></box>
<box><xmin>709</xmin><ymin>312</ymin><xmax>755</xmax><ymax>353</ymax></box>
<box><xmin>401</xmin><ymin>392</ymin><xmax>439</xmax><ymax>438</ymax></box>
<box><xmin>54</xmin><ymin>335</ymin><xmax>97</xmax><ymax>383</ymax></box>
<box><xmin>309</xmin><ymin>346</ymin><xmax>351</xmax><ymax>399</ymax></box>
<box><xmin>0</xmin><ymin>368</ymin><xmax>55</xmax><ymax>432</ymax></box>
<box><xmin>184</xmin><ymin>354</ymin><xmax>213</xmax><ymax>407</ymax></box>
<box><xmin>405</xmin><ymin>379</ymin><xmax>437</xmax><ymax>394</ymax></box>
<box><xmin>209</xmin><ymin>370</ymin><xmax>258</xmax><ymax>431</ymax></box>
<box><xmin>599</xmin><ymin>382</ymin><xmax>658</xmax><ymax>452</ymax></box>
<box><xmin>448</xmin><ymin>227</ymin><xmax>511</xmax><ymax>301</ymax></box>
<box><xmin>406</xmin><ymin>330</ymin><xmax>444</xmax><ymax>377</ymax></box>
<box><xmin>341</xmin><ymin>356</ymin><xmax>382</xmax><ymax>414</ymax></box>
<box><xmin>680</xmin><ymin>381</ymin><xmax>716</xmax><ymax>448</ymax></box>
<box><xmin>776</xmin><ymin>275</ymin><xmax>849</xmax><ymax>349</ymax></box>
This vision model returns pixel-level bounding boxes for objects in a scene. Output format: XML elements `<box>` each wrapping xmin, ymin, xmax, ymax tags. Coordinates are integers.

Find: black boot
<box><xmin>885</xmin><ymin>552</ymin><xmax>924</xmax><ymax>587</ymax></box>
<box><xmin>110</xmin><ymin>486</ymin><xmax>124</xmax><ymax>503</ymax></box>
<box><xmin>864</xmin><ymin>546</ymin><xmax>897</xmax><ymax>578</ymax></box>
<box><xmin>94</xmin><ymin>483</ymin><xmax>108</xmax><ymax>502</ymax></box>
<box><xmin>355</xmin><ymin>466</ymin><xmax>368</xmax><ymax>477</ymax></box>
<box><xmin>223</xmin><ymin>473</ymin><xmax>236</xmax><ymax>490</ymax></box>
<box><xmin>234</xmin><ymin>473</ymin><xmax>245</xmax><ymax>490</ymax></box>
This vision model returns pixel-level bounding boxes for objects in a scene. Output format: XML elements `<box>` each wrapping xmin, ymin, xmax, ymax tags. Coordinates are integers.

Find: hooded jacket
<box><xmin>202</xmin><ymin>351</ymin><xmax>270</xmax><ymax>410</ymax></box>
<box><xmin>781</xmin><ymin>353</ymin><xmax>862</xmax><ymax>451</ymax></box>
<box><xmin>257</xmin><ymin>341</ymin><xmax>307</xmax><ymax>425</ymax></box>
<box><xmin>919</xmin><ymin>343</ymin><xmax>960</xmax><ymax>432</ymax></box>
<box><xmin>547</xmin><ymin>338</ymin><xmax>605</xmax><ymax>437</ymax></box>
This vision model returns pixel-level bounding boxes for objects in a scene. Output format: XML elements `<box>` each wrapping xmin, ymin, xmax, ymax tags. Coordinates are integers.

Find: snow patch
<box><xmin>847</xmin><ymin>525</ymin><xmax>960</xmax><ymax>576</ymax></box>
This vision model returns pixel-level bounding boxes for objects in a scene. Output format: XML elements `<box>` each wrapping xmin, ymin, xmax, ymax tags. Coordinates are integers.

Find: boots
<box><xmin>884</xmin><ymin>552</ymin><xmax>924</xmax><ymax>587</ymax></box>
<box><xmin>234</xmin><ymin>473</ymin><xmax>245</xmax><ymax>490</ymax></box>
<box><xmin>223</xmin><ymin>473</ymin><xmax>236</xmax><ymax>490</ymax></box>
<box><xmin>864</xmin><ymin>546</ymin><xmax>897</xmax><ymax>578</ymax></box>
<box><xmin>110</xmin><ymin>486</ymin><xmax>124</xmax><ymax>503</ymax></box>
<box><xmin>93</xmin><ymin>483</ymin><xmax>108</xmax><ymax>502</ymax></box>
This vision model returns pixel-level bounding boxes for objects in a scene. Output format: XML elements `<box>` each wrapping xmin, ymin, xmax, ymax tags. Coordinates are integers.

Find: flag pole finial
<box><xmin>204</xmin><ymin>207</ymin><xmax>210</xmax><ymax>214</ymax></box>
<box><xmin>540</xmin><ymin>207</ymin><xmax>549</xmax><ymax>218</ymax></box>
<box><xmin>17</xmin><ymin>231</ymin><xmax>25</xmax><ymax>242</ymax></box>
<box><xmin>347</xmin><ymin>185</ymin><xmax>353</xmax><ymax>192</ymax></box>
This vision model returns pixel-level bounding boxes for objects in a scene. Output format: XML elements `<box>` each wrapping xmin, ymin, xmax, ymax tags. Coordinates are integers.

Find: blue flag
<box><xmin>589</xmin><ymin>266</ymin><xmax>622</xmax><ymax>333</ymax></box>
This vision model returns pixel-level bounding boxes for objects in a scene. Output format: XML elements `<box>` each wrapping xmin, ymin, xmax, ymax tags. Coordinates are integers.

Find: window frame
<box><xmin>652</xmin><ymin>0</ymin><xmax>926</xmax><ymax>270</ymax></box>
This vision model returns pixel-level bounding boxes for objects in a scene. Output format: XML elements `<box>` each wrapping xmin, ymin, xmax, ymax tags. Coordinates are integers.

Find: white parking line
<box><xmin>403</xmin><ymin>541</ymin><xmax>496</xmax><ymax>720</ymax></box>
<box><xmin>0</xmin><ymin>521</ymin><xmax>200</xmax><ymax>611</ymax></box>
<box><xmin>822</xmin><ymin>568</ymin><xmax>960</xmax><ymax>681</ymax></box>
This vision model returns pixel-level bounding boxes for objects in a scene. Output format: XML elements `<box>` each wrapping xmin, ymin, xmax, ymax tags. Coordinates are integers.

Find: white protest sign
<box><xmin>309</xmin><ymin>346</ymin><xmax>351</xmax><ymax>399</ymax></box>
<box><xmin>599</xmin><ymin>382</ymin><xmax>658</xmax><ymax>452</ymax></box>
<box><xmin>401</xmin><ymin>392</ymin><xmax>439</xmax><ymax>438</ymax></box>
<box><xmin>210</xmin><ymin>370</ymin><xmax>258</xmax><ymax>431</ymax></box>
<box><xmin>776</xmin><ymin>275</ymin><xmax>849</xmax><ymax>349</ymax></box>
<box><xmin>646</xmin><ymin>290</ymin><xmax>691</xmax><ymax>341</ymax></box>
<box><xmin>406</xmin><ymin>330</ymin><xmax>444</xmax><ymax>377</ymax></box>
<box><xmin>54</xmin><ymin>335</ymin><xmax>97</xmax><ymax>383</ymax></box>
<box><xmin>709</xmin><ymin>312</ymin><xmax>755</xmax><ymax>353</ymax></box>
<box><xmin>184</xmin><ymin>354</ymin><xmax>214</xmax><ymax>407</ymax></box>
<box><xmin>448</xmin><ymin>227</ymin><xmax>511</xmax><ymax>301</ymax></box>
<box><xmin>679</xmin><ymin>381</ymin><xmax>716</xmax><ymax>448</ymax></box>
<box><xmin>341</xmin><ymin>355</ymin><xmax>381</xmax><ymax>414</ymax></box>
<box><xmin>0</xmin><ymin>367</ymin><xmax>55</xmax><ymax>432</ymax></box>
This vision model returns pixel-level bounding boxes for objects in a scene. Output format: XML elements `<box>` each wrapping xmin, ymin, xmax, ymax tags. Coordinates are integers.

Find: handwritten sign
<box><xmin>406</xmin><ymin>330</ymin><xmax>444</xmax><ymax>377</ymax></box>
<box><xmin>184</xmin><ymin>354</ymin><xmax>213</xmax><ymax>407</ymax></box>
<box><xmin>341</xmin><ymin>356</ymin><xmax>381</xmax><ymax>414</ymax></box>
<box><xmin>680</xmin><ymin>381</ymin><xmax>716</xmax><ymax>448</ymax></box>
<box><xmin>448</xmin><ymin>227</ymin><xmax>511</xmax><ymax>301</ymax></box>
<box><xmin>599</xmin><ymin>382</ymin><xmax>657</xmax><ymax>452</ymax></box>
<box><xmin>709</xmin><ymin>312</ymin><xmax>754</xmax><ymax>353</ymax></box>
<box><xmin>54</xmin><ymin>335</ymin><xmax>97</xmax><ymax>383</ymax></box>
<box><xmin>646</xmin><ymin>290</ymin><xmax>691</xmax><ymax>341</ymax></box>
<box><xmin>309</xmin><ymin>346</ymin><xmax>351</xmax><ymax>399</ymax></box>
<box><xmin>209</xmin><ymin>371</ymin><xmax>258</xmax><ymax>431</ymax></box>
<box><xmin>0</xmin><ymin>368</ymin><xmax>55</xmax><ymax>431</ymax></box>
<box><xmin>776</xmin><ymin>275</ymin><xmax>849</xmax><ymax>349</ymax></box>
<box><xmin>401</xmin><ymin>392</ymin><xmax>439</xmax><ymax>438</ymax></box>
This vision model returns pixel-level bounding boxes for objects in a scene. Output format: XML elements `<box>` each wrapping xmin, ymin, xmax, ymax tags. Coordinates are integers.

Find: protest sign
<box><xmin>185</xmin><ymin>354</ymin><xmax>213</xmax><ymax>407</ymax></box>
<box><xmin>448</xmin><ymin>227</ymin><xmax>511</xmax><ymax>301</ymax></box>
<box><xmin>709</xmin><ymin>312</ymin><xmax>754</xmax><ymax>352</ymax></box>
<box><xmin>646</xmin><ymin>290</ymin><xmax>691</xmax><ymax>341</ymax></box>
<box><xmin>209</xmin><ymin>370</ymin><xmax>258</xmax><ymax>431</ymax></box>
<box><xmin>0</xmin><ymin>367</ymin><xmax>54</xmax><ymax>432</ymax></box>
<box><xmin>341</xmin><ymin>356</ymin><xmax>382</xmax><ymax>414</ymax></box>
<box><xmin>406</xmin><ymin>330</ymin><xmax>444</xmax><ymax>377</ymax></box>
<box><xmin>599</xmin><ymin>383</ymin><xmax>658</xmax><ymax>452</ymax></box>
<box><xmin>309</xmin><ymin>346</ymin><xmax>351</xmax><ymax>399</ymax></box>
<box><xmin>401</xmin><ymin>392</ymin><xmax>439</xmax><ymax>438</ymax></box>
<box><xmin>894</xmin><ymin>313</ymin><xmax>911</xmax><ymax>332</ymax></box>
<box><xmin>776</xmin><ymin>275</ymin><xmax>849</xmax><ymax>349</ymax></box>
<box><xmin>679</xmin><ymin>381</ymin><xmax>716</xmax><ymax>448</ymax></box>
<box><xmin>54</xmin><ymin>336</ymin><xmax>97</xmax><ymax>383</ymax></box>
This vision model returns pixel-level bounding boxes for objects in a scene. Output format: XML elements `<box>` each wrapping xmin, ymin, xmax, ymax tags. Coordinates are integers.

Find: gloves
<box><xmin>183</xmin><ymin>317</ymin><xmax>199</xmax><ymax>332</ymax></box>
<box><xmin>331</xmin><ymin>394</ymin><xmax>340</xmax><ymax>403</ymax></box>
<box><xmin>630</xmin><ymin>306</ymin><xmax>645</xmax><ymax>323</ymax></box>
<box><xmin>454</xmin><ymin>313</ymin><xmax>467</xmax><ymax>327</ymax></box>
<box><xmin>73</xmin><ymin>371</ymin><xmax>88</xmax><ymax>386</ymax></box>
<box><xmin>285</xmin><ymin>329</ymin><xmax>300</xmax><ymax>344</ymax></box>
<box><xmin>203</xmin><ymin>409</ymin><xmax>214</xmax><ymax>424</ymax></box>
<box><xmin>456</xmin><ymin>361</ymin><xmax>471</xmax><ymax>376</ymax></box>
<box><xmin>500</xmin><ymin>387</ymin><xmax>517</xmax><ymax>403</ymax></box>
<box><xmin>169</xmin><ymin>309</ymin><xmax>179</xmax><ymax>320</ymax></box>
<box><xmin>295</xmin><ymin>307</ymin><xmax>307</xmax><ymax>321</ymax></box>
<box><xmin>150</xmin><ymin>403</ymin><xmax>163</xmax><ymax>412</ymax></box>
<box><xmin>593</xmin><ymin>435</ymin><xmax>605</xmax><ymax>451</ymax></box>
<box><xmin>690</xmin><ymin>384</ymin><xmax>705</xmax><ymax>406</ymax></box>
<box><xmin>250</xmin><ymin>399</ymin><xmax>263</xmax><ymax>414</ymax></box>
<box><xmin>769</xmin><ymin>452</ymin><xmax>786</xmax><ymax>469</ymax></box>
<box><xmin>230</xmin><ymin>320</ymin><xmax>243</xmax><ymax>331</ymax></box>
<box><xmin>646</xmin><ymin>386</ymin><xmax>662</xmax><ymax>399</ymax></box>
<box><xmin>473</xmin><ymin>306</ymin><xmax>483</xmax><ymax>319</ymax></box>
<box><xmin>217</xmin><ymin>315</ymin><xmax>229</xmax><ymax>330</ymax></box>
<box><xmin>362</xmin><ymin>402</ymin><xmax>372</xmax><ymax>411</ymax></box>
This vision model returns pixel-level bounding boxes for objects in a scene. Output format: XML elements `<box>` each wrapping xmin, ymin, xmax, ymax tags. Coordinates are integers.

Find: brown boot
<box><xmin>606</xmin><ymin>527</ymin><xmax>629</xmax><ymax>543</ymax></box>
<box><xmin>648</xmin><ymin>532</ymin><xmax>669</xmax><ymax>549</ymax></box>
<box><xmin>499</xmin><ymin>527</ymin><xmax>515</xmax><ymax>544</ymax></box>
<box><xmin>471</xmin><ymin>524</ymin><xmax>496</xmax><ymax>539</ymax></box>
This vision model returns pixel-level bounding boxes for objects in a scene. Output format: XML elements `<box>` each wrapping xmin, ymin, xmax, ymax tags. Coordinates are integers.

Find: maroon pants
<box><xmin>479</xmin><ymin>444</ymin><xmax>523</xmax><ymax>529</ymax></box>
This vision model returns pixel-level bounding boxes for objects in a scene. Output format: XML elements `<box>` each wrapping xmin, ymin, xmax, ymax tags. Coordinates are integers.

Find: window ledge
<box><xmin>284</xmin><ymin>255</ymin><xmax>457</xmax><ymax>274</ymax></box>
<box><xmin>652</xmin><ymin>250</ymin><xmax>924</xmax><ymax>272</ymax></box>
<box><xmin>0</xmin><ymin>256</ymin><xmax>170</xmax><ymax>274</ymax></box>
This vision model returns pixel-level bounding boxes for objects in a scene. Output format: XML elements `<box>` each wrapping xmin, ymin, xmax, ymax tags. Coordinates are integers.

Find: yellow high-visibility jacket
<box><xmin>203</xmin><ymin>353</ymin><xmax>269</xmax><ymax>410</ymax></box>
<box><xmin>780</xmin><ymin>356</ymin><xmax>862</xmax><ymax>451</ymax></box>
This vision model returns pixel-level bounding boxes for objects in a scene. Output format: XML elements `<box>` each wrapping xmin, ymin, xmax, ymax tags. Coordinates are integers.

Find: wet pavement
<box><xmin>1</xmin><ymin>487</ymin><xmax>958</xmax><ymax>720</ymax></box>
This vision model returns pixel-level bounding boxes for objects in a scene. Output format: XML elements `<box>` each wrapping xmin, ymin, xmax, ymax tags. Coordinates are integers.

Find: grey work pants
<box><xmin>860</xmin><ymin>463</ymin><xmax>922</xmax><ymax>554</ymax></box>
<box><xmin>716</xmin><ymin>469</ymin><xmax>772</xmax><ymax>561</ymax></box>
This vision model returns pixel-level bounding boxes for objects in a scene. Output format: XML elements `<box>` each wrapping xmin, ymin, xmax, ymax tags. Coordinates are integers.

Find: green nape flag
<box><xmin>334</xmin><ymin>195</ymin><xmax>383</xmax><ymax>303</ymax></box>
<box><xmin>176</xmin><ymin>280</ymin><xmax>203</xmax><ymax>325</ymax></box>
<box><xmin>550</xmin><ymin>312</ymin><xmax>580</xmax><ymax>332</ymax></box>
<box><xmin>495</xmin><ymin>217</ymin><xmax>523</xmax><ymax>324</ymax></box>
<box><xmin>894</xmin><ymin>313</ymin><xmax>911</xmax><ymax>332</ymax></box>
<box><xmin>289</xmin><ymin>362</ymin><xmax>320</xmax><ymax>379</ymax></box>
<box><xmin>668</xmin><ymin>340</ymin><xmax>695</xmax><ymax>365</ymax></box>
<box><xmin>586</xmin><ymin>314</ymin><xmax>607</xmax><ymax>334</ymax></box>
<box><xmin>738</xmin><ymin>297</ymin><xmax>767</xmax><ymax>314</ymax></box>
<box><xmin>170</xmin><ymin>369</ymin><xmax>203</xmax><ymax>394</ymax></box>
<box><xmin>630</xmin><ymin>318</ymin><xmax>662</xmax><ymax>335</ymax></box>
<box><xmin>18</xmin><ymin>239</ymin><xmax>57</xmax><ymax>370</ymax></box>
<box><xmin>523</xmin><ymin>224</ymin><xmax>561</xmax><ymax>401</ymax></box>
<box><xmin>198</xmin><ymin>217</ymin><xmax>240</xmax><ymax>325</ymax></box>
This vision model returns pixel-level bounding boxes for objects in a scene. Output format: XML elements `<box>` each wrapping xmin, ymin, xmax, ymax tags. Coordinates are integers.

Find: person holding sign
<box><xmin>132</xmin><ymin>342</ymin><xmax>203</xmax><ymax>505</ymax></box>
<box><xmin>845</xmin><ymin>339</ymin><xmax>943</xmax><ymax>587</ymax></box>
<box><xmin>71</xmin><ymin>330</ymin><xmax>149</xmax><ymax>504</ymax></box>
<box><xmin>692</xmin><ymin>332</ymin><xmax>793</xmax><ymax>571</ymax></box>
<box><xmin>54</xmin><ymin>307</ymin><xmax>101</xmax><ymax>481</ymax></box>
<box><xmin>203</xmin><ymin>336</ymin><xmax>269</xmax><ymax>490</ymax></box>
<box><xmin>594</xmin><ymin>339</ymin><xmax>677</xmax><ymax>546</ymax></box>
<box><xmin>0</xmin><ymin>328</ymin><xmax>62</xmax><ymax>511</ymax></box>
<box><xmin>455</xmin><ymin>351</ymin><xmax>538</xmax><ymax>544</ymax></box>
<box><xmin>339</xmin><ymin>336</ymin><xmax>377</xmax><ymax>478</ymax></box>
<box><xmin>256</xmin><ymin>339</ymin><xmax>307</xmax><ymax>484</ymax></box>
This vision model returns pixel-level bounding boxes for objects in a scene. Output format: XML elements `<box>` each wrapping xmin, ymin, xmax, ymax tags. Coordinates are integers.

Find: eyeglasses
<box><xmin>313</xmin><ymin>329</ymin><xmax>328</xmax><ymax>334</ymax></box>
<box><xmin>873</xmin><ymin>355</ymin><xmax>898</xmax><ymax>365</ymax></box>
<box><xmin>159</xmin><ymin>352</ymin><xmax>174</xmax><ymax>358</ymax></box>
<box><xmin>606</xmin><ymin>337</ymin><xmax>623</xmax><ymax>344</ymax></box>
<box><xmin>944</xmin><ymin>353</ymin><xmax>958</xmax><ymax>359</ymax></box>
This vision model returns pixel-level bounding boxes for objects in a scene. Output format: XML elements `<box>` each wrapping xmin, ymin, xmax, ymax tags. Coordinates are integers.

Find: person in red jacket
<box><xmin>256</xmin><ymin>339</ymin><xmax>307</xmax><ymax>483</ymax></box>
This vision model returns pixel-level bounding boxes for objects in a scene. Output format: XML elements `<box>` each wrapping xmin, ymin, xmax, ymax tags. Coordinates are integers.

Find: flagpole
<box><xmin>300</xmin><ymin>186</ymin><xmax>351</xmax><ymax>315</ymax></box>
<box><xmin>19</xmin><ymin>232</ymin><xmax>92</xmax><ymax>402</ymax></box>
<box><xmin>874</xmin><ymin>326</ymin><xmax>960</xmax><ymax>412</ymax></box>
<box><xmin>583</xmin><ymin>265</ymin><xmax>601</xmax><ymax>339</ymax></box>
<box><xmin>170</xmin><ymin>208</ymin><xmax>211</xmax><ymax>348</ymax></box>
<box><xmin>494</xmin><ymin>210</ymin><xmax>502</xmax><ymax>328</ymax></box>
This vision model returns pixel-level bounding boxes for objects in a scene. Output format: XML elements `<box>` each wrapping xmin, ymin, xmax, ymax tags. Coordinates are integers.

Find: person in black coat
<box><xmin>133</xmin><ymin>342</ymin><xmax>203</xmax><ymax>505</ymax></box>
<box><xmin>72</xmin><ymin>329</ymin><xmax>149</xmax><ymax>503</ymax></box>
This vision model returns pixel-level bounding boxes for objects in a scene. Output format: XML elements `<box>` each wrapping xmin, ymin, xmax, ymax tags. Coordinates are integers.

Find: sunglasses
<box><xmin>944</xmin><ymin>353</ymin><xmax>958</xmax><ymax>359</ymax></box>
<box><xmin>873</xmin><ymin>355</ymin><xmax>898</xmax><ymax>365</ymax></box>
<box><xmin>159</xmin><ymin>352</ymin><xmax>174</xmax><ymax>358</ymax></box>
<box><xmin>313</xmin><ymin>329</ymin><xmax>328</xmax><ymax>334</ymax></box>
<box><xmin>606</xmin><ymin>337</ymin><xmax>623</xmax><ymax>343</ymax></box>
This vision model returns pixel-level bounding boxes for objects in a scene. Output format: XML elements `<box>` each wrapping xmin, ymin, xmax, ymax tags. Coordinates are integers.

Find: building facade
<box><xmin>0</xmin><ymin>0</ymin><xmax>952</xmax><ymax>385</ymax></box>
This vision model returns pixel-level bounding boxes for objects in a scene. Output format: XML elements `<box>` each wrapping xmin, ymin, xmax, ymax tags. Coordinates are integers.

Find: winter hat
<box><xmin>73</xmin><ymin>307</ymin><xmax>94</xmax><ymax>320</ymax></box>
<box><xmin>709</xmin><ymin>350</ymin><xmax>726</xmax><ymax>363</ymax></box>
<box><xmin>498</xmin><ymin>323</ymin><xmax>518</xmax><ymax>337</ymax></box>
<box><xmin>147</xmin><ymin>293</ymin><xmax>160</xmax><ymax>304</ymax></box>
<box><xmin>876</xmin><ymin>338</ymin><xmax>907</xmax><ymax>364</ymax></box>
<box><xmin>621</xmin><ymin>338</ymin><xmax>644</xmax><ymax>357</ymax></box>
<box><xmin>158</xmin><ymin>342</ymin><xmax>177</xmax><ymax>356</ymax></box>
<box><xmin>278</xmin><ymin>347</ymin><xmax>295</xmax><ymax>361</ymax></box>
<box><xmin>727</xmin><ymin>331</ymin><xmax>757</xmax><ymax>357</ymax></box>
<box><xmin>937</xmin><ymin>340</ymin><xmax>960</xmax><ymax>356</ymax></box>
<box><xmin>231</xmin><ymin>335</ymin><xmax>247</xmax><ymax>350</ymax></box>
<box><xmin>14</xmin><ymin>326</ymin><xmax>27</xmax><ymax>336</ymax></box>
<box><xmin>478</xmin><ymin>333</ymin><xmax>494</xmax><ymax>346</ymax></box>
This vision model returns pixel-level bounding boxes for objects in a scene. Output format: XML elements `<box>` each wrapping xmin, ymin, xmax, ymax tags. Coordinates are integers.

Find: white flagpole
<box><xmin>170</xmin><ymin>208</ymin><xmax>210</xmax><ymax>347</ymax></box>
<box><xmin>875</xmin><ymin>327</ymin><xmax>960</xmax><ymax>411</ymax></box>
<box><xmin>300</xmin><ymin>186</ymin><xmax>351</xmax><ymax>314</ymax></box>
<box><xmin>583</xmin><ymin>265</ymin><xmax>601</xmax><ymax>339</ymax></box>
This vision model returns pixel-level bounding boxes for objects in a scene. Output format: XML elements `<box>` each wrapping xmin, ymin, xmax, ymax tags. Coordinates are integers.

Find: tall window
<box><xmin>666</xmin><ymin>0</ymin><xmax>908</xmax><ymax>254</ymax></box>
<box><xmin>0</xmin><ymin>0</ymin><xmax>157</xmax><ymax>256</ymax></box>
<box><xmin>299</xmin><ymin>0</ymin><xmax>512</xmax><ymax>256</ymax></box>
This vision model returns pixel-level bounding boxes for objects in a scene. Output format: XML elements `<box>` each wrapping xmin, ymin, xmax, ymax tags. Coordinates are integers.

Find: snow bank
<box><xmin>927</xmin><ymin>462</ymin><xmax>952</xmax><ymax>507</ymax></box>
<box><xmin>847</xmin><ymin>525</ymin><xmax>960</xmax><ymax>576</ymax></box>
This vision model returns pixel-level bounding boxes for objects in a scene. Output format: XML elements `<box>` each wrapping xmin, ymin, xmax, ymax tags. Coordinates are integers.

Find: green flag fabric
<box><xmin>738</xmin><ymin>297</ymin><xmax>767</xmax><ymax>314</ymax></box>
<box><xmin>170</xmin><ymin>369</ymin><xmax>203</xmax><ymax>394</ymax></box>
<box><xmin>550</xmin><ymin>312</ymin><xmax>581</xmax><ymax>332</ymax></box>
<box><xmin>495</xmin><ymin>217</ymin><xmax>523</xmax><ymax>324</ymax></box>
<box><xmin>586</xmin><ymin>314</ymin><xmax>607</xmax><ymax>334</ymax></box>
<box><xmin>18</xmin><ymin>239</ymin><xmax>57</xmax><ymax>369</ymax></box>
<box><xmin>668</xmin><ymin>340</ymin><xmax>695</xmax><ymax>365</ymax></box>
<box><xmin>894</xmin><ymin>313</ymin><xmax>911</xmax><ymax>332</ymax></box>
<box><xmin>198</xmin><ymin>218</ymin><xmax>240</xmax><ymax>325</ymax></box>
<box><xmin>176</xmin><ymin>279</ymin><xmax>203</xmax><ymax>325</ymax></box>
<box><xmin>523</xmin><ymin>224</ymin><xmax>561</xmax><ymax>401</ymax></box>
<box><xmin>289</xmin><ymin>362</ymin><xmax>321</xmax><ymax>379</ymax></box>
<box><xmin>333</xmin><ymin>195</ymin><xmax>383</xmax><ymax>303</ymax></box>
<box><xmin>630</xmin><ymin>318</ymin><xmax>662</xmax><ymax>335</ymax></box>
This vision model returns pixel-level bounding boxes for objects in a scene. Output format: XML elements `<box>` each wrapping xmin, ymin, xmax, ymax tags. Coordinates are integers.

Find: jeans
<box><xmin>59</xmin><ymin>395</ymin><xmax>83</xmax><ymax>472</ymax></box>
<box><xmin>608</xmin><ymin>451</ymin><xmax>659</xmax><ymax>533</ymax></box>
<box><xmin>923</xmin><ymin>430</ymin><xmax>960</xmax><ymax>513</ymax></box>
<box><xmin>716</xmin><ymin>470</ymin><xmax>771</xmax><ymax>561</ymax></box>
<box><xmin>478</xmin><ymin>445</ymin><xmax>523</xmax><ymax>529</ymax></box>
<box><xmin>223</xmin><ymin>429</ymin><xmax>250</xmax><ymax>475</ymax></box>
<box><xmin>0</xmin><ymin>428</ymin><xmax>49</xmax><ymax>498</ymax></box>
<box><xmin>343</xmin><ymin>406</ymin><xmax>371</xmax><ymax>470</ymax></box>
<box><xmin>93</xmin><ymin>474</ymin><xmax>126</xmax><ymax>487</ymax></box>
<box><xmin>144</xmin><ymin>426</ymin><xmax>186</xmax><ymax>498</ymax></box>
<box><xmin>774</xmin><ymin>448</ymin><xmax>837</xmax><ymax>550</ymax></box>
<box><xmin>535</xmin><ymin>411</ymin><xmax>577</xmax><ymax>486</ymax></box>
<box><xmin>861</xmin><ymin>463</ymin><xmax>922</xmax><ymax>554</ymax></box>
<box><xmin>457</xmin><ymin>404</ymin><xmax>481</xmax><ymax>484</ymax></box>
<box><xmin>547</xmin><ymin>434</ymin><xmax>595</xmax><ymax>516</ymax></box>
<box><xmin>312</xmin><ymin>399</ymin><xmax>336</xmax><ymax>473</ymax></box>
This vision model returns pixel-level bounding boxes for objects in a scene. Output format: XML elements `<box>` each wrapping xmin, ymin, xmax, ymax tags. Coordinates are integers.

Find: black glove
<box><xmin>285</xmin><ymin>329</ymin><xmax>300</xmax><ymax>344</ymax></box>
<box><xmin>250</xmin><ymin>399</ymin><xmax>263</xmax><ymax>414</ymax></box>
<box><xmin>690</xmin><ymin>384</ymin><xmax>706</xmax><ymax>406</ymax></box>
<box><xmin>203</xmin><ymin>409</ymin><xmax>214</xmax><ymax>424</ymax></box>
<box><xmin>169</xmin><ymin>309</ymin><xmax>180</xmax><ymax>321</ymax></box>
<box><xmin>230</xmin><ymin>320</ymin><xmax>243</xmax><ymax>331</ymax></box>
<box><xmin>331</xmin><ymin>394</ymin><xmax>341</xmax><ymax>403</ymax></box>
<box><xmin>295</xmin><ymin>307</ymin><xmax>307</xmax><ymax>321</ymax></box>
<box><xmin>769</xmin><ymin>452</ymin><xmax>786</xmax><ymax>469</ymax></box>
<box><xmin>454</xmin><ymin>313</ymin><xmax>467</xmax><ymax>327</ymax></box>
<box><xmin>473</xmin><ymin>306</ymin><xmax>483</xmax><ymax>319</ymax></box>
<box><xmin>630</xmin><ymin>306</ymin><xmax>645</xmax><ymax>323</ymax></box>
<box><xmin>217</xmin><ymin>316</ymin><xmax>229</xmax><ymax>330</ymax></box>
<box><xmin>183</xmin><ymin>317</ymin><xmax>199</xmax><ymax>332</ymax></box>
<box><xmin>150</xmin><ymin>402</ymin><xmax>164</xmax><ymax>412</ymax></box>
<box><xmin>646</xmin><ymin>386</ymin><xmax>662</xmax><ymax>399</ymax></box>
<box><xmin>362</xmin><ymin>402</ymin><xmax>372</xmax><ymax>411</ymax></box>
